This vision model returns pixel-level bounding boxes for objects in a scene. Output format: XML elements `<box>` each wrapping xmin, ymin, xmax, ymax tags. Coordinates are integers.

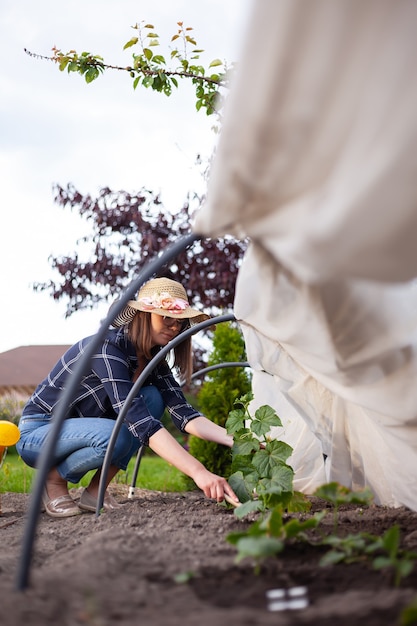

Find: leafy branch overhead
<box><xmin>24</xmin><ymin>21</ymin><xmax>235</xmax><ymax>118</ymax></box>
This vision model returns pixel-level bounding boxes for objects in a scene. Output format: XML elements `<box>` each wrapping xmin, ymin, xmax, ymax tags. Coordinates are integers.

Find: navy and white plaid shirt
<box><xmin>22</xmin><ymin>326</ymin><xmax>201</xmax><ymax>445</ymax></box>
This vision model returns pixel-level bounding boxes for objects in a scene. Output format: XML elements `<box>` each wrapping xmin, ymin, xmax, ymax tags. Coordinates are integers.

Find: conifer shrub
<box><xmin>184</xmin><ymin>321</ymin><xmax>252</xmax><ymax>488</ymax></box>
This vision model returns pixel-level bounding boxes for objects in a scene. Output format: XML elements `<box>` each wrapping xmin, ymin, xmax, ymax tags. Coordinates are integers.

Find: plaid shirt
<box><xmin>22</xmin><ymin>326</ymin><xmax>201</xmax><ymax>445</ymax></box>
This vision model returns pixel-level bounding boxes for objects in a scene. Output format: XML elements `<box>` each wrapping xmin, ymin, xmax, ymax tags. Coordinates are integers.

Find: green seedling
<box><xmin>370</xmin><ymin>525</ymin><xmax>417</xmax><ymax>587</ymax></box>
<box><xmin>225</xmin><ymin>395</ymin><xmax>312</xmax><ymax>568</ymax></box>
<box><xmin>226</xmin><ymin>394</ymin><xmax>298</xmax><ymax>512</ymax></box>
<box><xmin>319</xmin><ymin>524</ymin><xmax>417</xmax><ymax>588</ymax></box>
<box><xmin>320</xmin><ymin>532</ymin><xmax>375</xmax><ymax>566</ymax></box>
<box><xmin>173</xmin><ymin>570</ymin><xmax>197</xmax><ymax>584</ymax></box>
<box><xmin>314</xmin><ymin>482</ymin><xmax>374</xmax><ymax>533</ymax></box>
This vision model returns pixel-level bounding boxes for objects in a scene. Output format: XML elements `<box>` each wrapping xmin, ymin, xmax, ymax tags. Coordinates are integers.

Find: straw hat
<box><xmin>111</xmin><ymin>277</ymin><xmax>210</xmax><ymax>327</ymax></box>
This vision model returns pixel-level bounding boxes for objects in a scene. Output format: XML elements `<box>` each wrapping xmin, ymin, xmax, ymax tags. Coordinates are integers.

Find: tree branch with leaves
<box><xmin>25</xmin><ymin>21</ymin><xmax>235</xmax><ymax>119</ymax></box>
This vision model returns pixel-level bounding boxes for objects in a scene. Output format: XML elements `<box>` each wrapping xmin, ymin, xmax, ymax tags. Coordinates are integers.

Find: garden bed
<box><xmin>1</xmin><ymin>487</ymin><xmax>416</xmax><ymax>625</ymax></box>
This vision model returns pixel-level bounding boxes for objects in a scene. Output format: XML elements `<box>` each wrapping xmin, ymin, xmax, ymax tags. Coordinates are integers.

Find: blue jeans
<box><xmin>16</xmin><ymin>386</ymin><xmax>165</xmax><ymax>484</ymax></box>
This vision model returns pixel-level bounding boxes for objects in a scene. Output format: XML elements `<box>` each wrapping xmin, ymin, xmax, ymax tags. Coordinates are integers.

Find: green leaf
<box><xmin>85</xmin><ymin>67</ymin><xmax>99</xmax><ymax>83</ymax></box>
<box><xmin>225</xmin><ymin>408</ymin><xmax>246</xmax><ymax>434</ymax></box>
<box><xmin>123</xmin><ymin>37</ymin><xmax>138</xmax><ymax>50</ymax></box>
<box><xmin>382</xmin><ymin>525</ymin><xmax>400</xmax><ymax>557</ymax></box>
<box><xmin>58</xmin><ymin>58</ymin><xmax>69</xmax><ymax>72</ymax></box>
<box><xmin>314</xmin><ymin>482</ymin><xmax>373</xmax><ymax>507</ymax></box>
<box><xmin>252</xmin><ymin>443</ymin><xmax>293</xmax><ymax>477</ymax></box>
<box><xmin>398</xmin><ymin>561</ymin><xmax>415</xmax><ymax>579</ymax></box>
<box><xmin>320</xmin><ymin>550</ymin><xmax>346</xmax><ymax>566</ymax></box>
<box><xmin>257</xmin><ymin>465</ymin><xmax>294</xmax><ymax>494</ymax></box>
<box><xmin>142</xmin><ymin>75</ymin><xmax>154</xmax><ymax>88</ymax></box>
<box><xmin>143</xmin><ymin>48</ymin><xmax>153</xmax><ymax>61</ymax></box>
<box><xmin>173</xmin><ymin>570</ymin><xmax>195</xmax><ymax>583</ymax></box>
<box><xmin>233</xmin><ymin>435</ymin><xmax>258</xmax><ymax>457</ymax></box>
<box><xmin>152</xmin><ymin>55</ymin><xmax>166</xmax><ymax>65</ymax></box>
<box><xmin>234</xmin><ymin>499</ymin><xmax>263</xmax><ymax>519</ymax></box>
<box><xmin>151</xmin><ymin>75</ymin><xmax>163</xmax><ymax>91</ymax></box>
<box><xmin>226</xmin><ymin>530</ymin><xmax>249</xmax><ymax>546</ymax></box>
<box><xmin>228</xmin><ymin>470</ymin><xmax>257</xmax><ymax>503</ymax></box>
<box><xmin>234</xmin><ymin>392</ymin><xmax>254</xmax><ymax>409</ymax></box>
<box><xmin>286</xmin><ymin>491</ymin><xmax>312</xmax><ymax>513</ymax></box>
<box><xmin>266</xmin><ymin>506</ymin><xmax>284</xmax><ymax>537</ymax></box>
<box><xmin>230</xmin><ymin>453</ymin><xmax>254</xmax><ymax>475</ymax></box>
<box><xmin>373</xmin><ymin>556</ymin><xmax>393</xmax><ymax>570</ymax></box>
<box><xmin>209</xmin><ymin>58</ymin><xmax>223</xmax><ymax>67</ymax></box>
<box><xmin>264</xmin><ymin>490</ymin><xmax>293</xmax><ymax>510</ymax></box>
<box><xmin>234</xmin><ymin>536</ymin><xmax>284</xmax><ymax>562</ymax></box>
<box><xmin>250</xmin><ymin>405</ymin><xmax>282</xmax><ymax>437</ymax></box>
<box><xmin>266</xmin><ymin>439</ymin><xmax>293</xmax><ymax>463</ymax></box>
<box><xmin>322</xmin><ymin>533</ymin><xmax>367</xmax><ymax>554</ymax></box>
<box><xmin>283</xmin><ymin>515</ymin><xmax>321</xmax><ymax>539</ymax></box>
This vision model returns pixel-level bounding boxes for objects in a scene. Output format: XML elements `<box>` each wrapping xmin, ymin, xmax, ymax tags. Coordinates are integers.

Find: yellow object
<box><xmin>0</xmin><ymin>420</ymin><xmax>20</xmax><ymax>447</ymax></box>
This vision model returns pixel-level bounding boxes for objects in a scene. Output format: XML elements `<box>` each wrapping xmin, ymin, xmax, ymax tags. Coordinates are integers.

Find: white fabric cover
<box><xmin>194</xmin><ymin>0</ymin><xmax>417</xmax><ymax>508</ymax></box>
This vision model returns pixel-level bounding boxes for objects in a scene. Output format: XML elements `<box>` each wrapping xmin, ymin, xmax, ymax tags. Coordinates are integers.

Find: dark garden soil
<box><xmin>1</xmin><ymin>486</ymin><xmax>417</xmax><ymax>625</ymax></box>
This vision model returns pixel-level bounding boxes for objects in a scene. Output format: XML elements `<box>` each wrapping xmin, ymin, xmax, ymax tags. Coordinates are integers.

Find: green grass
<box><xmin>0</xmin><ymin>449</ymin><xmax>188</xmax><ymax>494</ymax></box>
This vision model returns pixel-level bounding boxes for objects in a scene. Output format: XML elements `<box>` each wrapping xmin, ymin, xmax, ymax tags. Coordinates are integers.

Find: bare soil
<box><xmin>1</xmin><ymin>486</ymin><xmax>417</xmax><ymax>625</ymax></box>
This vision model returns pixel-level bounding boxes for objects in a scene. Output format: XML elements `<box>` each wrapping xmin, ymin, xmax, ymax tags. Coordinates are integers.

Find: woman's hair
<box><xmin>128</xmin><ymin>311</ymin><xmax>193</xmax><ymax>383</ymax></box>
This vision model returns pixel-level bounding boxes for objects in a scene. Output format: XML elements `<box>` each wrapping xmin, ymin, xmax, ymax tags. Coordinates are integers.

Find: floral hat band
<box><xmin>138</xmin><ymin>293</ymin><xmax>189</xmax><ymax>314</ymax></box>
<box><xmin>111</xmin><ymin>277</ymin><xmax>210</xmax><ymax>328</ymax></box>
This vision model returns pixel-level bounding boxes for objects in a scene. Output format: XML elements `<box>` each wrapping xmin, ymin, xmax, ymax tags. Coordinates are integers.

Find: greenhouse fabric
<box><xmin>194</xmin><ymin>0</ymin><xmax>417</xmax><ymax>508</ymax></box>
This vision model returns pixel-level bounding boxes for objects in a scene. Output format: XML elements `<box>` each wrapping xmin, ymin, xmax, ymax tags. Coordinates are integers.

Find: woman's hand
<box><xmin>148</xmin><ymin>428</ymin><xmax>240</xmax><ymax>504</ymax></box>
<box><xmin>192</xmin><ymin>467</ymin><xmax>239</xmax><ymax>504</ymax></box>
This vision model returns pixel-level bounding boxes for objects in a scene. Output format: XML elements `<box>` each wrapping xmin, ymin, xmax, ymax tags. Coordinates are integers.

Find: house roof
<box><xmin>0</xmin><ymin>345</ymin><xmax>71</xmax><ymax>389</ymax></box>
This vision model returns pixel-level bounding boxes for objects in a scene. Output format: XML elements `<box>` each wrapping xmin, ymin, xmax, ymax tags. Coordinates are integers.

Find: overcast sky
<box><xmin>0</xmin><ymin>0</ymin><xmax>251</xmax><ymax>353</ymax></box>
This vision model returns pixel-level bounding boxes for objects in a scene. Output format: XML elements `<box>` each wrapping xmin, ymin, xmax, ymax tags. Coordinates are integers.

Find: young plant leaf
<box><xmin>283</xmin><ymin>514</ymin><xmax>323</xmax><ymax>539</ymax></box>
<box><xmin>234</xmin><ymin>536</ymin><xmax>285</xmax><ymax>563</ymax></box>
<box><xmin>233</xmin><ymin>499</ymin><xmax>264</xmax><ymax>519</ymax></box>
<box><xmin>233</xmin><ymin>433</ymin><xmax>258</xmax><ymax>456</ymax></box>
<box><xmin>314</xmin><ymin>482</ymin><xmax>373</xmax><ymax>507</ymax></box>
<box><xmin>252</xmin><ymin>449</ymin><xmax>293</xmax><ymax>480</ymax></box>
<box><xmin>250</xmin><ymin>405</ymin><xmax>282</xmax><ymax>438</ymax></box>
<box><xmin>123</xmin><ymin>37</ymin><xmax>139</xmax><ymax>50</ymax></box>
<box><xmin>228</xmin><ymin>470</ymin><xmax>258</xmax><ymax>503</ymax></box>
<box><xmin>209</xmin><ymin>58</ymin><xmax>223</xmax><ymax>67</ymax></box>
<box><xmin>286</xmin><ymin>491</ymin><xmax>312</xmax><ymax>513</ymax></box>
<box><xmin>226</xmin><ymin>409</ymin><xmax>246</xmax><ymax>434</ymax></box>
<box><xmin>230</xmin><ymin>453</ymin><xmax>256</xmax><ymax>476</ymax></box>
